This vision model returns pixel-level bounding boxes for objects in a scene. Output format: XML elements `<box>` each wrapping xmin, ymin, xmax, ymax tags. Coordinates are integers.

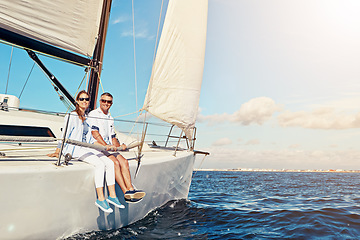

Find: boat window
<box><xmin>0</xmin><ymin>125</ymin><xmax>56</xmax><ymax>137</ymax></box>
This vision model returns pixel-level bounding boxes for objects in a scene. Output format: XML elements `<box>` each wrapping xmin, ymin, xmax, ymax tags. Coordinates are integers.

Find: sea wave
<box><xmin>67</xmin><ymin>171</ymin><xmax>360</xmax><ymax>239</ymax></box>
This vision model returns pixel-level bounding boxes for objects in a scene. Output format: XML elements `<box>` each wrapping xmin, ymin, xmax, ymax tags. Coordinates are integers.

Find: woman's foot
<box><xmin>95</xmin><ymin>199</ymin><xmax>113</xmax><ymax>213</ymax></box>
<box><xmin>106</xmin><ymin>196</ymin><xmax>125</xmax><ymax>209</ymax></box>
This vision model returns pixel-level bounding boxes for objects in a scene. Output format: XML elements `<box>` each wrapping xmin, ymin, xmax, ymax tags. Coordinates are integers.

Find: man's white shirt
<box><xmin>88</xmin><ymin>107</ymin><xmax>116</xmax><ymax>145</ymax></box>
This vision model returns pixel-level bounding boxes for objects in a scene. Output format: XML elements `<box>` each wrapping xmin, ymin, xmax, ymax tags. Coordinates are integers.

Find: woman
<box><xmin>48</xmin><ymin>90</ymin><xmax>124</xmax><ymax>213</ymax></box>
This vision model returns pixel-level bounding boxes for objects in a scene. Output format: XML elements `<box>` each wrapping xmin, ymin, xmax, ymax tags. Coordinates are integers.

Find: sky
<box><xmin>1</xmin><ymin>0</ymin><xmax>360</xmax><ymax>170</ymax></box>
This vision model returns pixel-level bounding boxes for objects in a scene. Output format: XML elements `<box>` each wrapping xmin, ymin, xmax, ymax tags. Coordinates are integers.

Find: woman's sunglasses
<box><xmin>78</xmin><ymin>97</ymin><xmax>90</xmax><ymax>101</ymax></box>
<box><xmin>100</xmin><ymin>99</ymin><xmax>113</xmax><ymax>104</ymax></box>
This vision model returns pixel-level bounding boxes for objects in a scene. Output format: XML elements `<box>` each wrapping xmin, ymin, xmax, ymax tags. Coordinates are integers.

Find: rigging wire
<box><xmin>131</xmin><ymin>0</ymin><xmax>138</xmax><ymax>113</ymax></box>
<box><xmin>136</xmin><ymin>0</ymin><xmax>165</xmax><ymax>152</ymax></box>
<box><xmin>139</xmin><ymin>0</ymin><xmax>165</xmax><ymax>135</ymax></box>
<box><xmin>5</xmin><ymin>46</ymin><xmax>13</xmax><ymax>94</ymax></box>
<box><xmin>110</xmin><ymin>1</ymin><xmax>166</xmax><ymax>151</ymax></box>
<box><xmin>65</xmin><ymin>70</ymin><xmax>89</xmax><ymax>114</ymax></box>
<box><xmin>19</xmin><ymin>63</ymin><xmax>35</xmax><ymax>99</ymax></box>
<box><xmin>30</xmin><ymin>52</ymin><xmax>73</xmax><ymax>110</ymax></box>
<box><xmin>131</xmin><ymin>0</ymin><xmax>143</xmax><ymax>156</ymax></box>
<box><xmin>153</xmin><ymin>0</ymin><xmax>164</xmax><ymax>63</ymax></box>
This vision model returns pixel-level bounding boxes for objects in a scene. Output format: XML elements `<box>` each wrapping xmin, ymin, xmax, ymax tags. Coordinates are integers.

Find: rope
<box><xmin>85</xmin><ymin>67</ymin><xmax>90</xmax><ymax>90</ymax></box>
<box><xmin>192</xmin><ymin>154</ymin><xmax>208</xmax><ymax>179</ymax></box>
<box><xmin>0</xmin><ymin>136</ymin><xmax>57</xmax><ymax>142</ymax></box>
<box><xmin>113</xmin><ymin>109</ymin><xmax>141</xmax><ymax>118</ymax></box>
<box><xmin>99</xmin><ymin>73</ymin><xmax>105</xmax><ymax>94</ymax></box>
<box><xmin>5</xmin><ymin>47</ymin><xmax>13</xmax><ymax>94</ymax></box>
<box><xmin>0</xmin><ymin>146</ymin><xmax>55</xmax><ymax>152</ymax></box>
<box><xmin>0</xmin><ymin>136</ymin><xmax>140</xmax><ymax>152</ymax></box>
<box><xmin>19</xmin><ymin>63</ymin><xmax>35</xmax><ymax>99</ymax></box>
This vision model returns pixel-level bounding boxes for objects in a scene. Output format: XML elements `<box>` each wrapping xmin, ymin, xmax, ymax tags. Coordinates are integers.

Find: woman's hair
<box><xmin>75</xmin><ymin>90</ymin><xmax>89</xmax><ymax>122</ymax></box>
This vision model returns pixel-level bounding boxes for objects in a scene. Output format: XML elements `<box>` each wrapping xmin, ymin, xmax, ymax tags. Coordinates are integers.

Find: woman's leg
<box><xmin>96</xmin><ymin>152</ymin><xmax>117</xmax><ymax>198</ymax></box>
<box><xmin>78</xmin><ymin>152</ymin><xmax>106</xmax><ymax>200</ymax></box>
<box><xmin>95</xmin><ymin>151</ymin><xmax>125</xmax><ymax>208</ymax></box>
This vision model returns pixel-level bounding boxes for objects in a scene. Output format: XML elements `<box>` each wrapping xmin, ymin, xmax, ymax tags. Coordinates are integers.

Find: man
<box><xmin>88</xmin><ymin>92</ymin><xmax>145</xmax><ymax>203</ymax></box>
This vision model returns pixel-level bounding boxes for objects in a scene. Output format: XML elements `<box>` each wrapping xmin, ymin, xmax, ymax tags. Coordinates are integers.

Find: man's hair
<box><xmin>101</xmin><ymin>92</ymin><xmax>113</xmax><ymax>99</ymax></box>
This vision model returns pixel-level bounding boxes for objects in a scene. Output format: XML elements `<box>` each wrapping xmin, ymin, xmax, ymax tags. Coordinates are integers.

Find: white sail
<box><xmin>0</xmin><ymin>0</ymin><xmax>103</xmax><ymax>57</ymax></box>
<box><xmin>142</xmin><ymin>0</ymin><xmax>208</xmax><ymax>140</ymax></box>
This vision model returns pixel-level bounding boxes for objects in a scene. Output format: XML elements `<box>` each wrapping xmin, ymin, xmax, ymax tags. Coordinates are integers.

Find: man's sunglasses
<box><xmin>100</xmin><ymin>99</ymin><xmax>113</xmax><ymax>104</ymax></box>
<box><xmin>79</xmin><ymin>97</ymin><xmax>90</xmax><ymax>101</ymax></box>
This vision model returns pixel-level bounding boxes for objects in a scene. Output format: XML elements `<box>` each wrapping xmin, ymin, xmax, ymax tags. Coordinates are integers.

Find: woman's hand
<box><xmin>47</xmin><ymin>152</ymin><xmax>59</xmax><ymax>158</ymax></box>
<box><xmin>47</xmin><ymin>148</ymin><xmax>60</xmax><ymax>158</ymax></box>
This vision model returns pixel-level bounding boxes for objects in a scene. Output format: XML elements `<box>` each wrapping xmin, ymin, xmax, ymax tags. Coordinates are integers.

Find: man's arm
<box><xmin>112</xmin><ymin>136</ymin><xmax>127</xmax><ymax>150</ymax></box>
<box><xmin>92</xmin><ymin>130</ymin><xmax>114</xmax><ymax>151</ymax></box>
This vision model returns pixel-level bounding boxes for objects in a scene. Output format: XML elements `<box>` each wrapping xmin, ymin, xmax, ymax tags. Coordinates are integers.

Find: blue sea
<box><xmin>68</xmin><ymin>171</ymin><xmax>360</xmax><ymax>239</ymax></box>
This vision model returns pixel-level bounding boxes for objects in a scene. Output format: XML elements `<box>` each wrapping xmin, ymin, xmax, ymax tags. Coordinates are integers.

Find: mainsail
<box><xmin>0</xmin><ymin>0</ymin><xmax>103</xmax><ymax>57</ymax></box>
<box><xmin>142</xmin><ymin>0</ymin><xmax>208</xmax><ymax>140</ymax></box>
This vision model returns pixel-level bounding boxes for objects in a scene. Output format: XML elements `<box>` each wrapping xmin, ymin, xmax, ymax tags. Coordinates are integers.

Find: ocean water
<box><xmin>68</xmin><ymin>171</ymin><xmax>360</xmax><ymax>239</ymax></box>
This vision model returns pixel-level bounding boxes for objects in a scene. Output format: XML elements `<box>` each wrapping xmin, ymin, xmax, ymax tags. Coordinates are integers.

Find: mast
<box><xmin>88</xmin><ymin>0</ymin><xmax>112</xmax><ymax>111</ymax></box>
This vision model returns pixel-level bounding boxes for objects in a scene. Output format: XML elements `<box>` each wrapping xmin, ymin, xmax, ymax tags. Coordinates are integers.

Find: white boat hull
<box><xmin>0</xmin><ymin>150</ymin><xmax>195</xmax><ymax>239</ymax></box>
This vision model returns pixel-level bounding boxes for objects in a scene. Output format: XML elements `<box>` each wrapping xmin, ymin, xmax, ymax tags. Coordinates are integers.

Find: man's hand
<box><xmin>106</xmin><ymin>144</ymin><xmax>117</xmax><ymax>151</ymax></box>
<box><xmin>120</xmin><ymin>144</ymin><xmax>127</xmax><ymax>151</ymax></box>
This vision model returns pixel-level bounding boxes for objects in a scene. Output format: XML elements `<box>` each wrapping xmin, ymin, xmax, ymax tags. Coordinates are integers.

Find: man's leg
<box><xmin>114</xmin><ymin>153</ymin><xmax>146</xmax><ymax>201</ymax></box>
<box><xmin>106</xmin><ymin>154</ymin><xmax>128</xmax><ymax>194</ymax></box>
<box><xmin>116</xmin><ymin>154</ymin><xmax>133</xmax><ymax>191</ymax></box>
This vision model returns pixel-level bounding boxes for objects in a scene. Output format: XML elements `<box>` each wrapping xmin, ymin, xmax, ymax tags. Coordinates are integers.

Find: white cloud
<box><xmin>198</xmin><ymin>97</ymin><xmax>282</xmax><ymax>125</ymax></box>
<box><xmin>121</xmin><ymin>29</ymin><xmax>154</xmax><ymax>40</ymax></box>
<box><xmin>278</xmin><ymin>107</ymin><xmax>360</xmax><ymax>129</ymax></box>
<box><xmin>288</xmin><ymin>144</ymin><xmax>300</xmax><ymax>149</ymax></box>
<box><xmin>245</xmin><ymin>139</ymin><xmax>260</xmax><ymax>145</ymax></box>
<box><xmin>112</xmin><ymin>15</ymin><xmax>129</xmax><ymax>24</ymax></box>
<box><xmin>195</xmin><ymin>147</ymin><xmax>360</xmax><ymax>170</ymax></box>
<box><xmin>212</xmin><ymin>137</ymin><xmax>232</xmax><ymax>146</ymax></box>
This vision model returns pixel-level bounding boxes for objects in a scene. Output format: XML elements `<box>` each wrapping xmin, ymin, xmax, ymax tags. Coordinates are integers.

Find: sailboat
<box><xmin>0</xmin><ymin>0</ymin><xmax>208</xmax><ymax>239</ymax></box>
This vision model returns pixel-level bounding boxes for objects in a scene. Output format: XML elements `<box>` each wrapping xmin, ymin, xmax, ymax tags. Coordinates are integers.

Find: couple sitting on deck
<box><xmin>48</xmin><ymin>90</ymin><xmax>145</xmax><ymax>213</ymax></box>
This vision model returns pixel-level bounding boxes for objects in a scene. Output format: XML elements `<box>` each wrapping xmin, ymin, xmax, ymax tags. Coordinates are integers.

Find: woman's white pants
<box><xmin>77</xmin><ymin>148</ymin><xmax>115</xmax><ymax>188</ymax></box>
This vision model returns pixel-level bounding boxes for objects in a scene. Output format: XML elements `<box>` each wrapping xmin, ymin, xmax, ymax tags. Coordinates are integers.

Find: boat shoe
<box><xmin>124</xmin><ymin>189</ymin><xmax>146</xmax><ymax>200</ymax></box>
<box><xmin>95</xmin><ymin>199</ymin><xmax>113</xmax><ymax>213</ymax></box>
<box><xmin>125</xmin><ymin>198</ymin><xmax>143</xmax><ymax>204</ymax></box>
<box><xmin>106</xmin><ymin>196</ymin><xmax>125</xmax><ymax>209</ymax></box>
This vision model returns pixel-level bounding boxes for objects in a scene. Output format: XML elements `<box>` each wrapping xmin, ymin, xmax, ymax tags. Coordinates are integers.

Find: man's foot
<box><xmin>107</xmin><ymin>196</ymin><xmax>125</xmax><ymax>209</ymax></box>
<box><xmin>125</xmin><ymin>197</ymin><xmax>143</xmax><ymax>204</ymax></box>
<box><xmin>124</xmin><ymin>190</ymin><xmax>146</xmax><ymax>200</ymax></box>
<box><xmin>95</xmin><ymin>199</ymin><xmax>113</xmax><ymax>213</ymax></box>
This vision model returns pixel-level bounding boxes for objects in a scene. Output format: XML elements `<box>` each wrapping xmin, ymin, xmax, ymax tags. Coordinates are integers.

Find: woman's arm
<box><xmin>47</xmin><ymin>113</ymin><xmax>72</xmax><ymax>158</ymax></box>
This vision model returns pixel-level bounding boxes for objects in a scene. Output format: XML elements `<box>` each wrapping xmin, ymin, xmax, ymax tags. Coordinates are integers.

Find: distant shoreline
<box><xmin>194</xmin><ymin>169</ymin><xmax>360</xmax><ymax>173</ymax></box>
